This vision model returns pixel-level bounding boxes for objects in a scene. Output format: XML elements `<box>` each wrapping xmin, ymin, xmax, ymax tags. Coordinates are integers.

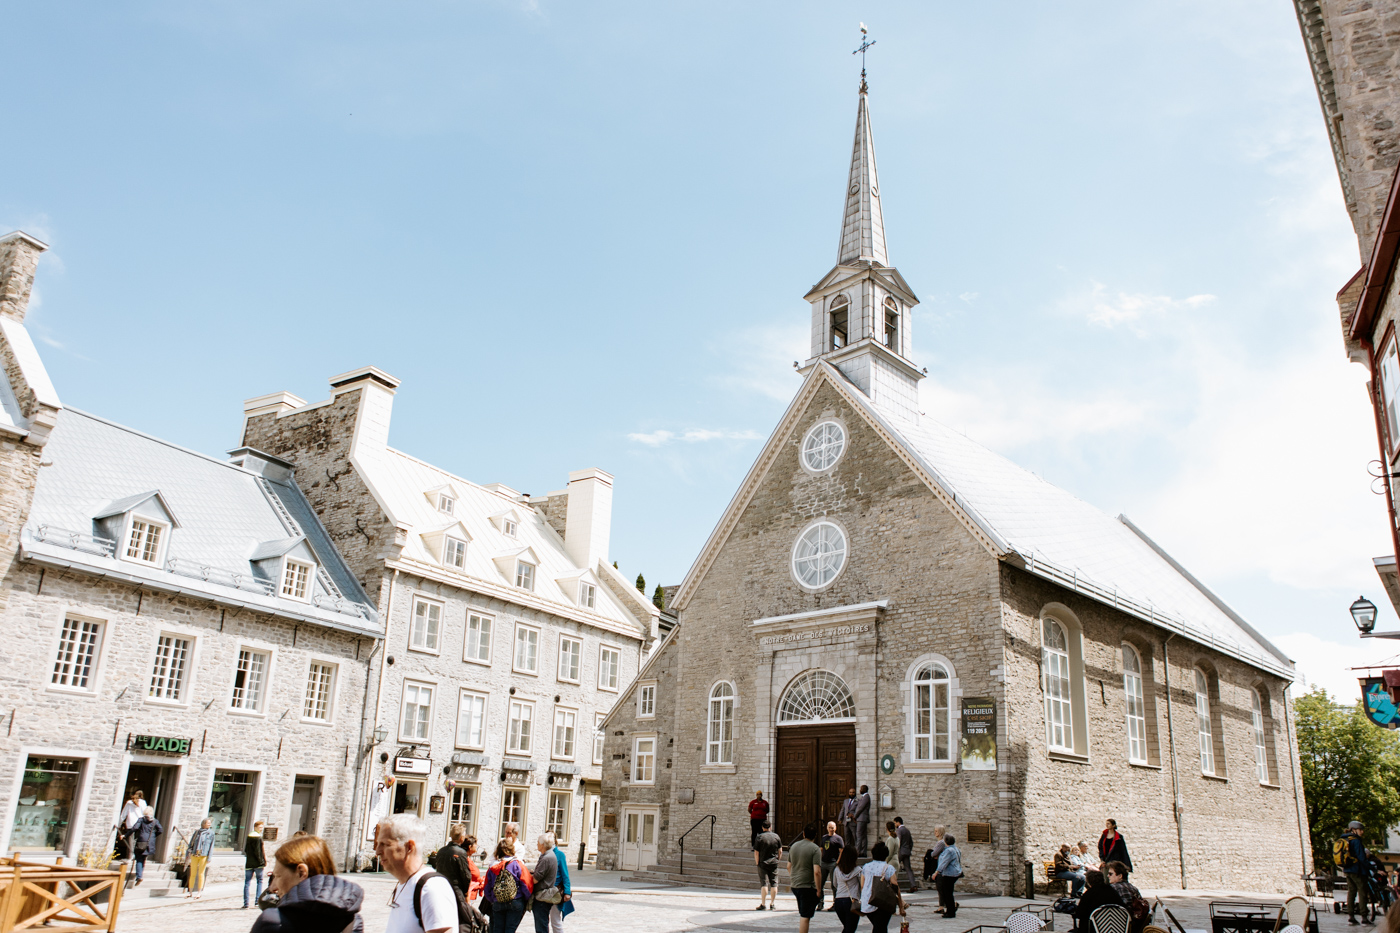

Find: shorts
<box><xmin>793</xmin><ymin>888</ymin><xmax>820</xmax><ymax>918</ymax></box>
<box><xmin>758</xmin><ymin>862</ymin><xmax>777</xmax><ymax>886</ymax></box>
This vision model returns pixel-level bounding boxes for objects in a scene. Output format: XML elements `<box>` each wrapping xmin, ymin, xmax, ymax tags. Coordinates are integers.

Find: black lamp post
<box><xmin>1352</xmin><ymin>596</ymin><xmax>1379</xmax><ymax>635</ymax></box>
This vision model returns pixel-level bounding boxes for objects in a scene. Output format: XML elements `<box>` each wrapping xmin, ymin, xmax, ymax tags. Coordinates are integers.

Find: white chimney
<box><xmin>328</xmin><ymin>366</ymin><xmax>400</xmax><ymax>458</ymax></box>
<box><xmin>563</xmin><ymin>468</ymin><xmax>613</xmax><ymax>570</ymax></box>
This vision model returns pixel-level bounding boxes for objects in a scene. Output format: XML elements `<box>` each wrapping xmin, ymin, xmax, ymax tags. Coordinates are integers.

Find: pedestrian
<box><xmin>1073</xmin><ymin>870</ymin><xmax>1123</xmax><ymax>933</ymax></box>
<box><xmin>819</xmin><ymin>820</ymin><xmax>844</xmax><ymax>910</ymax></box>
<box><xmin>186</xmin><ymin>818</ymin><xmax>215</xmax><ymax>899</ymax></box>
<box><xmin>852</xmin><ymin>785</ymin><xmax>871</xmax><ymax>858</ymax></box>
<box><xmin>550</xmin><ymin>833</ymin><xmax>574</xmax><ymax>933</ymax></box>
<box><xmin>882</xmin><ymin>823</ymin><xmax>899</xmax><ymax>867</ymax></box>
<box><xmin>117</xmin><ymin>789</ymin><xmax>144</xmax><ymax>859</ymax></box>
<box><xmin>1054</xmin><ymin>843</ymin><xmax>1085</xmax><ymax>898</ymax></box>
<box><xmin>502</xmin><ymin>822</ymin><xmax>519</xmax><ymax>851</ymax></box>
<box><xmin>832</xmin><ymin>845</ymin><xmax>863</xmax><ymax>933</ymax></box>
<box><xmin>894</xmin><ymin>816</ymin><xmax>920</xmax><ymax>893</ymax></box>
<box><xmin>482</xmin><ymin>839</ymin><xmax>534</xmax><ymax>933</ymax></box>
<box><xmin>131</xmin><ymin>806</ymin><xmax>162</xmax><ymax>886</ymax></box>
<box><xmin>925</xmin><ymin>825</ymin><xmax>947</xmax><ymax>886</ymax></box>
<box><xmin>435</xmin><ymin>824</ymin><xmax>478</xmax><ymax>921</ymax></box>
<box><xmin>788</xmin><ymin>822</ymin><xmax>822</xmax><ymax>933</ymax></box>
<box><xmin>530</xmin><ymin>834</ymin><xmax>561</xmax><ymax>933</ymax></box>
<box><xmin>250</xmin><ymin>834</ymin><xmax>365</xmax><ymax>933</ymax></box>
<box><xmin>374</xmin><ymin>814</ymin><xmax>456</xmax><ymax>933</ymax></box>
<box><xmin>840</xmin><ymin>788</ymin><xmax>858</xmax><ymax>856</ymax></box>
<box><xmin>752</xmin><ymin>819</ymin><xmax>782</xmax><ymax>911</ymax></box>
<box><xmin>1097</xmin><ymin>819</ymin><xmax>1132</xmax><ymax>877</ymax></box>
<box><xmin>933</xmin><ymin>833</ymin><xmax>962</xmax><ymax>919</ymax></box>
<box><xmin>859</xmin><ymin>841</ymin><xmax>904</xmax><ymax>933</ymax></box>
<box><xmin>1105</xmin><ymin>861</ymin><xmax>1145</xmax><ymax>933</ymax></box>
<box><xmin>244</xmin><ymin>820</ymin><xmax>267</xmax><ymax>908</ymax></box>
<box><xmin>1343</xmin><ymin>820</ymin><xmax>1370</xmax><ymax>925</ymax></box>
<box><xmin>748</xmin><ymin>791</ymin><xmax>770</xmax><ymax>848</ymax></box>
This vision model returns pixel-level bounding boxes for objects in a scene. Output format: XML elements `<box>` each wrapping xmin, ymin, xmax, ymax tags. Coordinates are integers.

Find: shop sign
<box><xmin>128</xmin><ymin>734</ymin><xmax>192</xmax><ymax>755</ymax></box>
<box><xmin>1362</xmin><ymin>677</ymin><xmax>1400</xmax><ymax>729</ymax></box>
<box><xmin>394</xmin><ymin>756</ymin><xmax>432</xmax><ymax>775</ymax></box>
<box><xmin>960</xmin><ymin>698</ymin><xmax>997</xmax><ymax>771</ymax></box>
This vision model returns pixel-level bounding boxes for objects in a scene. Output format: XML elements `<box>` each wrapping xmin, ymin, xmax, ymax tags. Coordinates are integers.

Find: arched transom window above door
<box><xmin>778</xmin><ymin>670</ymin><xmax>856</xmax><ymax>725</ymax></box>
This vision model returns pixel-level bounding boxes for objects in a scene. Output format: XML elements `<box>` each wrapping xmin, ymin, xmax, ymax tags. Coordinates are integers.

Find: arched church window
<box><xmin>1194</xmin><ymin>668</ymin><xmax>1215</xmax><ymax>774</ymax></box>
<box><xmin>1042</xmin><ymin>618</ymin><xmax>1073</xmax><ymax>751</ymax></box>
<box><xmin>912</xmin><ymin>662</ymin><xmax>951</xmax><ymax>762</ymax></box>
<box><xmin>791</xmin><ymin>521</ymin><xmax>847</xmax><ymax>590</ymax></box>
<box><xmin>883</xmin><ymin>297</ymin><xmax>899</xmax><ymax>351</ymax></box>
<box><xmin>778</xmin><ymin>670</ymin><xmax>855</xmax><ymax>724</ymax></box>
<box><xmin>1122</xmin><ymin>644</ymin><xmax>1147</xmax><ymax>764</ymax></box>
<box><xmin>829</xmin><ymin>296</ymin><xmax>849</xmax><ymax>351</ymax></box>
<box><xmin>707</xmin><ymin>682</ymin><xmax>735</xmax><ymax>764</ymax></box>
<box><xmin>802</xmin><ymin>421</ymin><xmax>846</xmax><ymax>472</ymax></box>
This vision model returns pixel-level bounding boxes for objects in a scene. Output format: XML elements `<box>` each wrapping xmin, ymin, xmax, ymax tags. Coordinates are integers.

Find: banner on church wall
<box><xmin>960</xmin><ymin>698</ymin><xmax>997</xmax><ymax>771</ymax></box>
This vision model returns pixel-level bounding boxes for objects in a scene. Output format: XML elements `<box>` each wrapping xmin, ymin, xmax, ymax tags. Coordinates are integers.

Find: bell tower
<box><xmin>799</xmin><ymin>76</ymin><xmax>922</xmax><ymax>420</ymax></box>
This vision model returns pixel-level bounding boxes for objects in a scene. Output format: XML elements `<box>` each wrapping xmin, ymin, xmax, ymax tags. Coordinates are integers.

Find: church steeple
<box><xmin>799</xmin><ymin>76</ymin><xmax>923</xmax><ymax>420</ymax></box>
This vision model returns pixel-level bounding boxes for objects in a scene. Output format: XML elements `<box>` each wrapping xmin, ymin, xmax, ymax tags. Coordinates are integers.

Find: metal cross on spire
<box><xmin>853</xmin><ymin>23</ymin><xmax>876</xmax><ymax>91</ymax></box>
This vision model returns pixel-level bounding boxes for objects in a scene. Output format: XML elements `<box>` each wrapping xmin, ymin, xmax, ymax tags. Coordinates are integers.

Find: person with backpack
<box><xmin>1340</xmin><ymin>820</ymin><xmax>1371</xmax><ymax>925</ymax></box>
<box><xmin>374</xmin><ymin>814</ymin><xmax>456</xmax><ymax>933</ymax></box>
<box><xmin>1105</xmin><ymin>861</ymin><xmax>1148</xmax><ymax>933</ymax></box>
<box><xmin>859</xmin><ymin>840</ymin><xmax>905</xmax><ymax>933</ymax></box>
<box><xmin>482</xmin><ymin>838</ymin><xmax>534</xmax><ymax>933</ymax></box>
<box><xmin>249</xmin><ymin>834</ymin><xmax>365</xmax><ymax>933</ymax></box>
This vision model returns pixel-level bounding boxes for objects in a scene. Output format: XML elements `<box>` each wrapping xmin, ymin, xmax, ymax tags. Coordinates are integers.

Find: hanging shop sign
<box><xmin>960</xmin><ymin>698</ymin><xmax>997</xmax><ymax>771</ymax></box>
<box><xmin>394</xmin><ymin>756</ymin><xmax>432</xmax><ymax>775</ymax></box>
<box><xmin>1362</xmin><ymin>677</ymin><xmax>1400</xmax><ymax>729</ymax></box>
<box><xmin>128</xmin><ymin>734</ymin><xmax>192</xmax><ymax>756</ymax></box>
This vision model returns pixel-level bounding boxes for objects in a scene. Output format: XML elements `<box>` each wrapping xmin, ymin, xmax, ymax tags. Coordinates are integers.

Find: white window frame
<box><xmin>515</xmin><ymin>560</ymin><xmax>535</xmax><ymax>591</ymax></box>
<box><xmin>228</xmin><ymin>645</ymin><xmax>273</xmax><ymax>715</ymax></box>
<box><xmin>147</xmin><ymin>630</ymin><xmax>196</xmax><ymax>705</ymax></box>
<box><xmin>302</xmin><ymin>660</ymin><xmax>338</xmax><ymax>724</ymax></box>
<box><xmin>1123</xmin><ymin>644</ymin><xmax>1148</xmax><ymax>765</ymax></box>
<box><xmin>409</xmin><ymin>597</ymin><xmax>443</xmax><ymax>654</ymax></box>
<box><xmin>507</xmin><ymin>699</ymin><xmax>534</xmax><ymax>754</ymax></box>
<box><xmin>632</xmin><ymin>735</ymin><xmax>656</xmax><ymax>784</ymax></box>
<box><xmin>545</xmin><ymin>790</ymin><xmax>571</xmax><ymax>843</ymax></box>
<box><xmin>1381</xmin><ymin>337</ymin><xmax>1400</xmax><ymax>453</ymax></box>
<box><xmin>399</xmin><ymin>680</ymin><xmax>435</xmax><ymax>742</ymax></box>
<box><xmin>503</xmin><ymin>518</ymin><xmax>518</xmax><ymax>538</ymax></box>
<box><xmin>557</xmin><ymin>635</ymin><xmax>582</xmax><ymax>683</ymax></box>
<box><xmin>706</xmin><ymin>681</ymin><xmax>735</xmax><ymax>765</ymax></box>
<box><xmin>790</xmin><ymin>519</ymin><xmax>848</xmax><ymax>591</ymax></box>
<box><xmin>455</xmin><ymin>689</ymin><xmax>488</xmax><ymax>750</ymax></box>
<box><xmin>911</xmin><ymin>662</ymin><xmax>952</xmax><ymax>763</ymax></box>
<box><xmin>464</xmin><ymin>611</ymin><xmax>493</xmax><ymax>665</ymax></box>
<box><xmin>500</xmin><ymin>786</ymin><xmax>527</xmax><ymax>835</ymax></box>
<box><xmin>514</xmin><ymin>623</ymin><xmax>540</xmax><ymax>675</ymax></box>
<box><xmin>1042</xmin><ymin>618</ymin><xmax>1074</xmax><ymax>753</ymax></box>
<box><xmin>593</xmin><ymin>712</ymin><xmax>606</xmax><ymax>765</ymax></box>
<box><xmin>443</xmin><ymin>536</ymin><xmax>467</xmax><ymax>570</ymax></box>
<box><xmin>122</xmin><ymin>514</ymin><xmax>169</xmax><ymax>567</ymax></box>
<box><xmin>552</xmin><ymin>706</ymin><xmax>578</xmax><ymax>761</ymax></box>
<box><xmin>598</xmin><ymin>644</ymin><xmax>621</xmax><ymax>692</ymax></box>
<box><xmin>800</xmin><ymin>420</ymin><xmax>847</xmax><ymax>473</ymax></box>
<box><xmin>579</xmin><ymin>581</ymin><xmax>596</xmax><ymax>609</ymax></box>
<box><xmin>1195</xmin><ymin>668</ymin><xmax>1216</xmax><ymax>775</ymax></box>
<box><xmin>49</xmin><ymin>615</ymin><xmax>105</xmax><ymax>694</ymax></box>
<box><xmin>280</xmin><ymin>558</ymin><xmax>314</xmax><ymax>602</ymax></box>
<box><xmin>637</xmin><ymin>682</ymin><xmax>656</xmax><ymax>720</ymax></box>
<box><xmin>448</xmin><ymin>784</ymin><xmax>479</xmax><ymax>837</ymax></box>
<box><xmin>1251</xmin><ymin>688</ymin><xmax>1269</xmax><ymax>784</ymax></box>
<box><xmin>438</xmin><ymin>493</ymin><xmax>456</xmax><ymax>515</ymax></box>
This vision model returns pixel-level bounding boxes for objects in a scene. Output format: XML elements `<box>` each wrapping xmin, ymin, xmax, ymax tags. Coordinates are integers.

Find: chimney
<box><xmin>563</xmin><ymin>468</ymin><xmax>613</xmax><ymax>570</ymax></box>
<box><xmin>0</xmin><ymin>232</ymin><xmax>49</xmax><ymax>322</ymax></box>
<box><xmin>328</xmin><ymin>366</ymin><xmax>400</xmax><ymax>457</ymax></box>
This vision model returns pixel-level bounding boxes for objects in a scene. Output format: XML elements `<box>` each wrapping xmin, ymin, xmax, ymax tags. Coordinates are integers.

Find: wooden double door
<box><xmin>775</xmin><ymin>724</ymin><xmax>856</xmax><ymax>844</ymax></box>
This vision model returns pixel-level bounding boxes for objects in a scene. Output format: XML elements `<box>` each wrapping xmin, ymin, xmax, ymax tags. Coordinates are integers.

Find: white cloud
<box><xmin>1273</xmin><ymin>632</ymin><xmax>1400</xmax><ymax>701</ymax></box>
<box><xmin>628</xmin><ymin>428</ymin><xmax>762</xmax><ymax>447</ymax></box>
<box><xmin>710</xmin><ymin>320</ymin><xmax>808</xmax><ymax>402</ymax></box>
<box><xmin>1067</xmin><ymin>281</ymin><xmax>1216</xmax><ymax>331</ymax></box>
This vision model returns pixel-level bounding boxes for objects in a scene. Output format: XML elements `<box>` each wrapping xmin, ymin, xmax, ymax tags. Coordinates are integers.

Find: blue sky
<box><xmin>3</xmin><ymin>1</ymin><xmax>1392</xmax><ymax>696</ymax></box>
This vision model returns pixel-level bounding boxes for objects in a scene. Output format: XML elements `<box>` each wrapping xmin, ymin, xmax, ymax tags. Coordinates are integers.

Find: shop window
<box><xmin>500</xmin><ymin>788</ymin><xmax>527</xmax><ymax>835</ymax></box>
<box><xmin>10</xmin><ymin>756</ymin><xmax>83</xmax><ymax>851</ymax></box>
<box><xmin>208</xmin><ymin>769</ymin><xmax>257</xmax><ymax>850</ymax></box>
<box><xmin>449</xmin><ymin>785</ymin><xmax>478</xmax><ymax>836</ymax></box>
<box><xmin>546</xmin><ymin>790</ymin><xmax>570</xmax><ymax>843</ymax></box>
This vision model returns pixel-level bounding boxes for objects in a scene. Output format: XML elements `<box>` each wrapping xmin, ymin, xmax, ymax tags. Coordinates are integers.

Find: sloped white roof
<box><xmin>356</xmin><ymin>447</ymin><xmax>645</xmax><ymax>634</ymax></box>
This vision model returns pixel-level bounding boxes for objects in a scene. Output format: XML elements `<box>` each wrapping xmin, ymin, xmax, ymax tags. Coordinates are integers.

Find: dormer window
<box><xmin>580</xmin><ymin>581</ymin><xmax>596</xmax><ymax>609</ymax></box>
<box><xmin>438</xmin><ymin>493</ymin><xmax>456</xmax><ymax>515</ymax></box>
<box><xmin>515</xmin><ymin>560</ymin><xmax>535</xmax><ymax>591</ymax></box>
<box><xmin>829</xmin><ymin>295</ymin><xmax>849</xmax><ymax>350</ymax></box>
<box><xmin>884</xmin><ymin>297</ymin><xmax>899</xmax><ymax>351</ymax></box>
<box><xmin>125</xmin><ymin>518</ymin><xmax>167</xmax><ymax>566</ymax></box>
<box><xmin>444</xmin><ymin>536</ymin><xmax>467</xmax><ymax>569</ymax></box>
<box><xmin>281</xmin><ymin>558</ymin><xmax>313</xmax><ymax>601</ymax></box>
<box><xmin>504</xmin><ymin>518</ymin><xmax>518</xmax><ymax>537</ymax></box>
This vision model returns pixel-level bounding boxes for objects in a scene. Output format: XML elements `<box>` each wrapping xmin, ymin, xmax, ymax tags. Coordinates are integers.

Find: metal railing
<box><xmin>33</xmin><ymin>525</ymin><xmax>115</xmax><ymax>557</ymax></box>
<box><xmin>677</xmin><ymin>814</ymin><xmax>716</xmax><ymax>875</ymax></box>
<box><xmin>165</xmin><ymin>558</ymin><xmax>273</xmax><ymax>595</ymax></box>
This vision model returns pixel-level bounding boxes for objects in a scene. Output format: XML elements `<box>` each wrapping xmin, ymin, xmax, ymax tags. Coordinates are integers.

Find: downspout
<box><xmin>1162</xmin><ymin>634</ymin><xmax>1187</xmax><ymax>889</ymax></box>
<box><xmin>874</xmin><ymin>607</ymin><xmax>881</xmax><ymax>836</ymax></box>
<box><xmin>349</xmin><ymin>569</ymin><xmax>398</xmax><ymax>867</ymax></box>
<box><xmin>1283</xmin><ymin>683</ymin><xmax>1311</xmax><ymax>877</ymax></box>
<box><xmin>345</xmin><ymin>634</ymin><xmax>384</xmax><ymax>867</ymax></box>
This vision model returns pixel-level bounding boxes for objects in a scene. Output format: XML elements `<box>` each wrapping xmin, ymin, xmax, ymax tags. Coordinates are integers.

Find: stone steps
<box><xmin>622</xmin><ymin>847</ymin><xmax>798</xmax><ymax>892</ymax></box>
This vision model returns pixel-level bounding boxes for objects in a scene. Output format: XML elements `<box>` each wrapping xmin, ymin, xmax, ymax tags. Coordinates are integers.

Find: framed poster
<box><xmin>960</xmin><ymin>698</ymin><xmax>996</xmax><ymax>771</ymax></box>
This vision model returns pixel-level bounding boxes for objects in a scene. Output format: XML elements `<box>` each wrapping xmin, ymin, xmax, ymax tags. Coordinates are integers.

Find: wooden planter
<box><xmin>0</xmin><ymin>857</ymin><xmax>127</xmax><ymax>932</ymax></box>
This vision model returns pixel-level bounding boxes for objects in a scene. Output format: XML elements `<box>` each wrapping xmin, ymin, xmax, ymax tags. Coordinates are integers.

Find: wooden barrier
<box><xmin>0</xmin><ymin>857</ymin><xmax>126</xmax><ymax>932</ymax></box>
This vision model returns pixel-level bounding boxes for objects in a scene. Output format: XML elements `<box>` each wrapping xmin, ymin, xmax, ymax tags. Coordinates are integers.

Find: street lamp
<box><xmin>372</xmin><ymin>724</ymin><xmax>389</xmax><ymax>746</ymax></box>
<box><xmin>1351</xmin><ymin>596</ymin><xmax>1379</xmax><ymax>635</ymax></box>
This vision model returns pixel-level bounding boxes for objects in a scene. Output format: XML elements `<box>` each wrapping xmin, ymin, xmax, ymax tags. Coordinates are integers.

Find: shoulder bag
<box><xmin>869</xmin><ymin>869</ymin><xmax>901</xmax><ymax>912</ymax></box>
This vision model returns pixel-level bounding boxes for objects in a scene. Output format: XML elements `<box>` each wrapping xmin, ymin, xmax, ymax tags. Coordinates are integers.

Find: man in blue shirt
<box><xmin>1344</xmin><ymin>821</ymin><xmax>1369</xmax><ymax>925</ymax></box>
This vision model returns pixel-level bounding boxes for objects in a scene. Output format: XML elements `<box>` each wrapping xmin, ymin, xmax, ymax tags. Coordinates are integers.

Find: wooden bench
<box><xmin>1043</xmin><ymin>860</ymin><xmax>1069</xmax><ymax>896</ymax></box>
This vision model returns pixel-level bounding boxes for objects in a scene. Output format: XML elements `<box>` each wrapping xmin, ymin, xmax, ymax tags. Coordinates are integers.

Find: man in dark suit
<box><xmin>852</xmin><ymin>785</ymin><xmax>871</xmax><ymax>857</ymax></box>
<box><xmin>839</xmin><ymin>788</ymin><xmax>857</xmax><ymax>856</ymax></box>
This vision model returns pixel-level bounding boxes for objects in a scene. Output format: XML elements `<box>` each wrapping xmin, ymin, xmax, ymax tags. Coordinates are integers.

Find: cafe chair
<box><xmin>1143</xmin><ymin>925</ymin><xmax>1171</xmax><ymax>933</ymax></box>
<box><xmin>1090</xmin><ymin>905</ymin><xmax>1131</xmax><ymax>933</ymax></box>
<box><xmin>1007</xmin><ymin>911</ymin><xmax>1044</xmax><ymax>933</ymax></box>
<box><xmin>1277</xmin><ymin>925</ymin><xmax>1303</xmax><ymax>933</ymax></box>
<box><xmin>1272</xmin><ymin>897</ymin><xmax>1310</xmax><ymax>933</ymax></box>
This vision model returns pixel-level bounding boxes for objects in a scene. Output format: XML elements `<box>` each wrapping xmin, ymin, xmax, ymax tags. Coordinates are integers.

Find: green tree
<box><xmin>635</xmin><ymin>572</ymin><xmax>646</xmax><ymax>593</ymax></box>
<box><xmin>1295</xmin><ymin>686</ymin><xmax>1400</xmax><ymax>868</ymax></box>
<box><xmin>652</xmin><ymin>584</ymin><xmax>666</xmax><ymax>610</ymax></box>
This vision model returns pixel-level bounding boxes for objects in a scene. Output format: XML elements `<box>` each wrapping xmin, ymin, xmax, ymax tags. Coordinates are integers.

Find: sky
<box><xmin>2</xmin><ymin>1</ymin><xmax>1394</xmax><ymax>699</ymax></box>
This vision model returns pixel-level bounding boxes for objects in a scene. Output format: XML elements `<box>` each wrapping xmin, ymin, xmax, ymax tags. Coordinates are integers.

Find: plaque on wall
<box><xmin>677</xmin><ymin>788</ymin><xmax>695</xmax><ymax>804</ymax></box>
<box><xmin>967</xmin><ymin>822</ymin><xmax>992</xmax><ymax>845</ymax></box>
<box><xmin>960</xmin><ymin>698</ymin><xmax>997</xmax><ymax>771</ymax></box>
<box><xmin>603</xmin><ymin>813</ymin><xmax>617</xmax><ymax>830</ymax></box>
<box><xmin>429</xmin><ymin>795</ymin><xmax>445</xmax><ymax>814</ymax></box>
<box><xmin>263</xmin><ymin>826</ymin><xmax>281</xmax><ymax>842</ymax></box>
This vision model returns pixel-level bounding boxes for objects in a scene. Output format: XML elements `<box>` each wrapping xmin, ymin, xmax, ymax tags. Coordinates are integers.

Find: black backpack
<box><xmin>414</xmin><ymin>871</ymin><xmax>487</xmax><ymax>933</ymax></box>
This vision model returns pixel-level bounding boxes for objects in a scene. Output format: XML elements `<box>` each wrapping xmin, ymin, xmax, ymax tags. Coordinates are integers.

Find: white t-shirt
<box><xmin>120</xmin><ymin>801</ymin><xmax>144</xmax><ymax>830</ymax></box>
<box><xmin>386</xmin><ymin>865</ymin><xmax>457</xmax><ymax>933</ymax></box>
<box><xmin>858</xmin><ymin>860</ymin><xmax>897</xmax><ymax>914</ymax></box>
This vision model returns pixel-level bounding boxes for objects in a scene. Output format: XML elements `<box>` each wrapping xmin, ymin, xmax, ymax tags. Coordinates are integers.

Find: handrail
<box><xmin>677</xmin><ymin>815</ymin><xmax>716</xmax><ymax>875</ymax></box>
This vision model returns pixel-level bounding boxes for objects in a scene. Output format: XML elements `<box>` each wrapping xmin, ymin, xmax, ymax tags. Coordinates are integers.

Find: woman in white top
<box><xmin>859</xmin><ymin>841</ymin><xmax>903</xmax><ymax>933</ymax></box>
<box><xmin>831</xmin><ymin>846</ymin><xmax>863</xmax><ymax>933</ymax></box>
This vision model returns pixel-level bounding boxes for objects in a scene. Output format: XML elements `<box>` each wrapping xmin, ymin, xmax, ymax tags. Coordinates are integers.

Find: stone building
<box><xmin>0</xmin><ymin>232</ymin><xmax>382</xmax><ymax>878</ymax></box>
<box><xmin>600</xmin><ymin>81</ymin><xmax>1310</xmax><ymax>893</ymax></box>
<box><xmin>241</xmin><ymin>367</ymin><xmax>658</xmax><ymax>864</ymax></box>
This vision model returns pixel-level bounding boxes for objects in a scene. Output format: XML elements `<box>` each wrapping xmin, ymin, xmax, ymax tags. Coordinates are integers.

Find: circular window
<box><xmin>792</xmin><ymin>521</ymin><xmax>847</xmax><ymax>589</ymax></box>
<box><xmin>801</xmin><ymin>421</ymin><xmax>846</xmax><ymax>472</ymax></box>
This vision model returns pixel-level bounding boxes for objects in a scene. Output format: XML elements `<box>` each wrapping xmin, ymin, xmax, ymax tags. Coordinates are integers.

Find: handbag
<box><xmin>869</xmin><ymin>872</ymin><xmax>901</xmax><ymax>912</ymax></box>
<box><xmin>534</xmin><ymin>885</ymin><xmax>563</xmax><ymax>905</ymax></box>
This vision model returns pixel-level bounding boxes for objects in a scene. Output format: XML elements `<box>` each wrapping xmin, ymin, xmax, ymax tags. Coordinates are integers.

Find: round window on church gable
<box><xmin>791</xmin><ymin>520</ymin><xmax>847</xmax><ymax>590</ymax></box>
<box><xmin>801</xmin><ymin>421</ymin><xmax>846</xmax><ymax>473</ymax></box>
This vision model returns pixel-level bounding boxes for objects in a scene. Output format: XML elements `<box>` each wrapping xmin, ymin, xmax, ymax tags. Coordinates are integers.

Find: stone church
<box><xmin>598</xmin><ymin>80</ymin><xmax>1311</xmax><ymax>894</ymax></box>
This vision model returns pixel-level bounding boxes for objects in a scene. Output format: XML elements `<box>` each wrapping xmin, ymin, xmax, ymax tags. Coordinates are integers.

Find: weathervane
<box><xmin>853</xmin><ymin>23</ymin><xmax>876</xmax><ymax>91</ymax></box>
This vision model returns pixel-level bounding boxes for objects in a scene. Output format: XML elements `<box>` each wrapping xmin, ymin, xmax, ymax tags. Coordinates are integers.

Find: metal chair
<box><xmin>1089</xmin><ymin>904</ymin><xmax>1131</xmax><ymax>933</ymax></box>
<box><xmin>1272</xmin><ymin>897</ymin><xmax>1310</xmax><ymax>933</ymax></box>
<box><xmin>1007</xmin><ymin>911</ymin><xmax>1044</xmax><ymax>933</ymax></box>
<box><xmin>1143</xmin><ymin>925</ymin><xmax>1171</xmax><ymax>933</ymax></box>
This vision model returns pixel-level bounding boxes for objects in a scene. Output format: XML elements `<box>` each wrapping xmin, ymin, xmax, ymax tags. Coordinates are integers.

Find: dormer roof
<box><xmin>250</xmin><ymin>535</ymin><xmax>308</xmax><ymax>561</ymax></box>
<box><xmin>93</xmin><ymin>490</ymin><xmax>181</xmax><ymax>527</ymax></box>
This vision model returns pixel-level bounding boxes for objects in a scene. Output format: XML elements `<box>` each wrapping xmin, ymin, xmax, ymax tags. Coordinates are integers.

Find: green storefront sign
<box><xmin>128</xmin><ymin>734</ymin><xmax>192</xmax><ymax>755</ymax></box>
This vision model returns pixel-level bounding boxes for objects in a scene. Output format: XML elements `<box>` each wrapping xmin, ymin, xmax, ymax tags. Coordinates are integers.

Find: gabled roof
<box><xmin>249</xmin><ymin>535</ymin><xmax>307</xmax><ymax>561</ymax></box>
<box><xmin>673</xmin><ymin>362</ymin><xmax>1293</xmax><ymax>678</ymax></box>
<box><xmin>93</xmin><ymin>490</ymin><xmax>181</xmax><ymax>527</ymax></box>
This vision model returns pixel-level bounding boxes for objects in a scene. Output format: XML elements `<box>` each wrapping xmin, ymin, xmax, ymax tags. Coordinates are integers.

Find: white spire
<box><xmin>837</xmin><ymin>82</ymin><xmax>888</xmax><ymax>266</ymax></box>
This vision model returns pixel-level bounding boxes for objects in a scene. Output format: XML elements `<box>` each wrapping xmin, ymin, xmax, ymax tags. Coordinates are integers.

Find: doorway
<box><xmin>122</xmin><ymin>763</ymin><xmax>180</xmax><ymax>861</ymax></box>
<box><xmin>585</xmin><ymin>794</ymin><xmax>600</xmax><ymax>863</ymax></box>
<box><xmin>774</xmin><ymin>724</ymin><xmax>856</xmax><ymax>845</ymax></box>
<box><xmin>290</xmin><ymin>776</ymin><xmax>322</xmax><ymax>835</ymax></box>
<box><xmin>618</xmin><ymin>807</ymin><xmax>658</xmax><ymax>871</ymax></box>
<box><xmin>393</xmin><ymin>780</ymin><xmax>424</xmax><ymax>817</ymax></box>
